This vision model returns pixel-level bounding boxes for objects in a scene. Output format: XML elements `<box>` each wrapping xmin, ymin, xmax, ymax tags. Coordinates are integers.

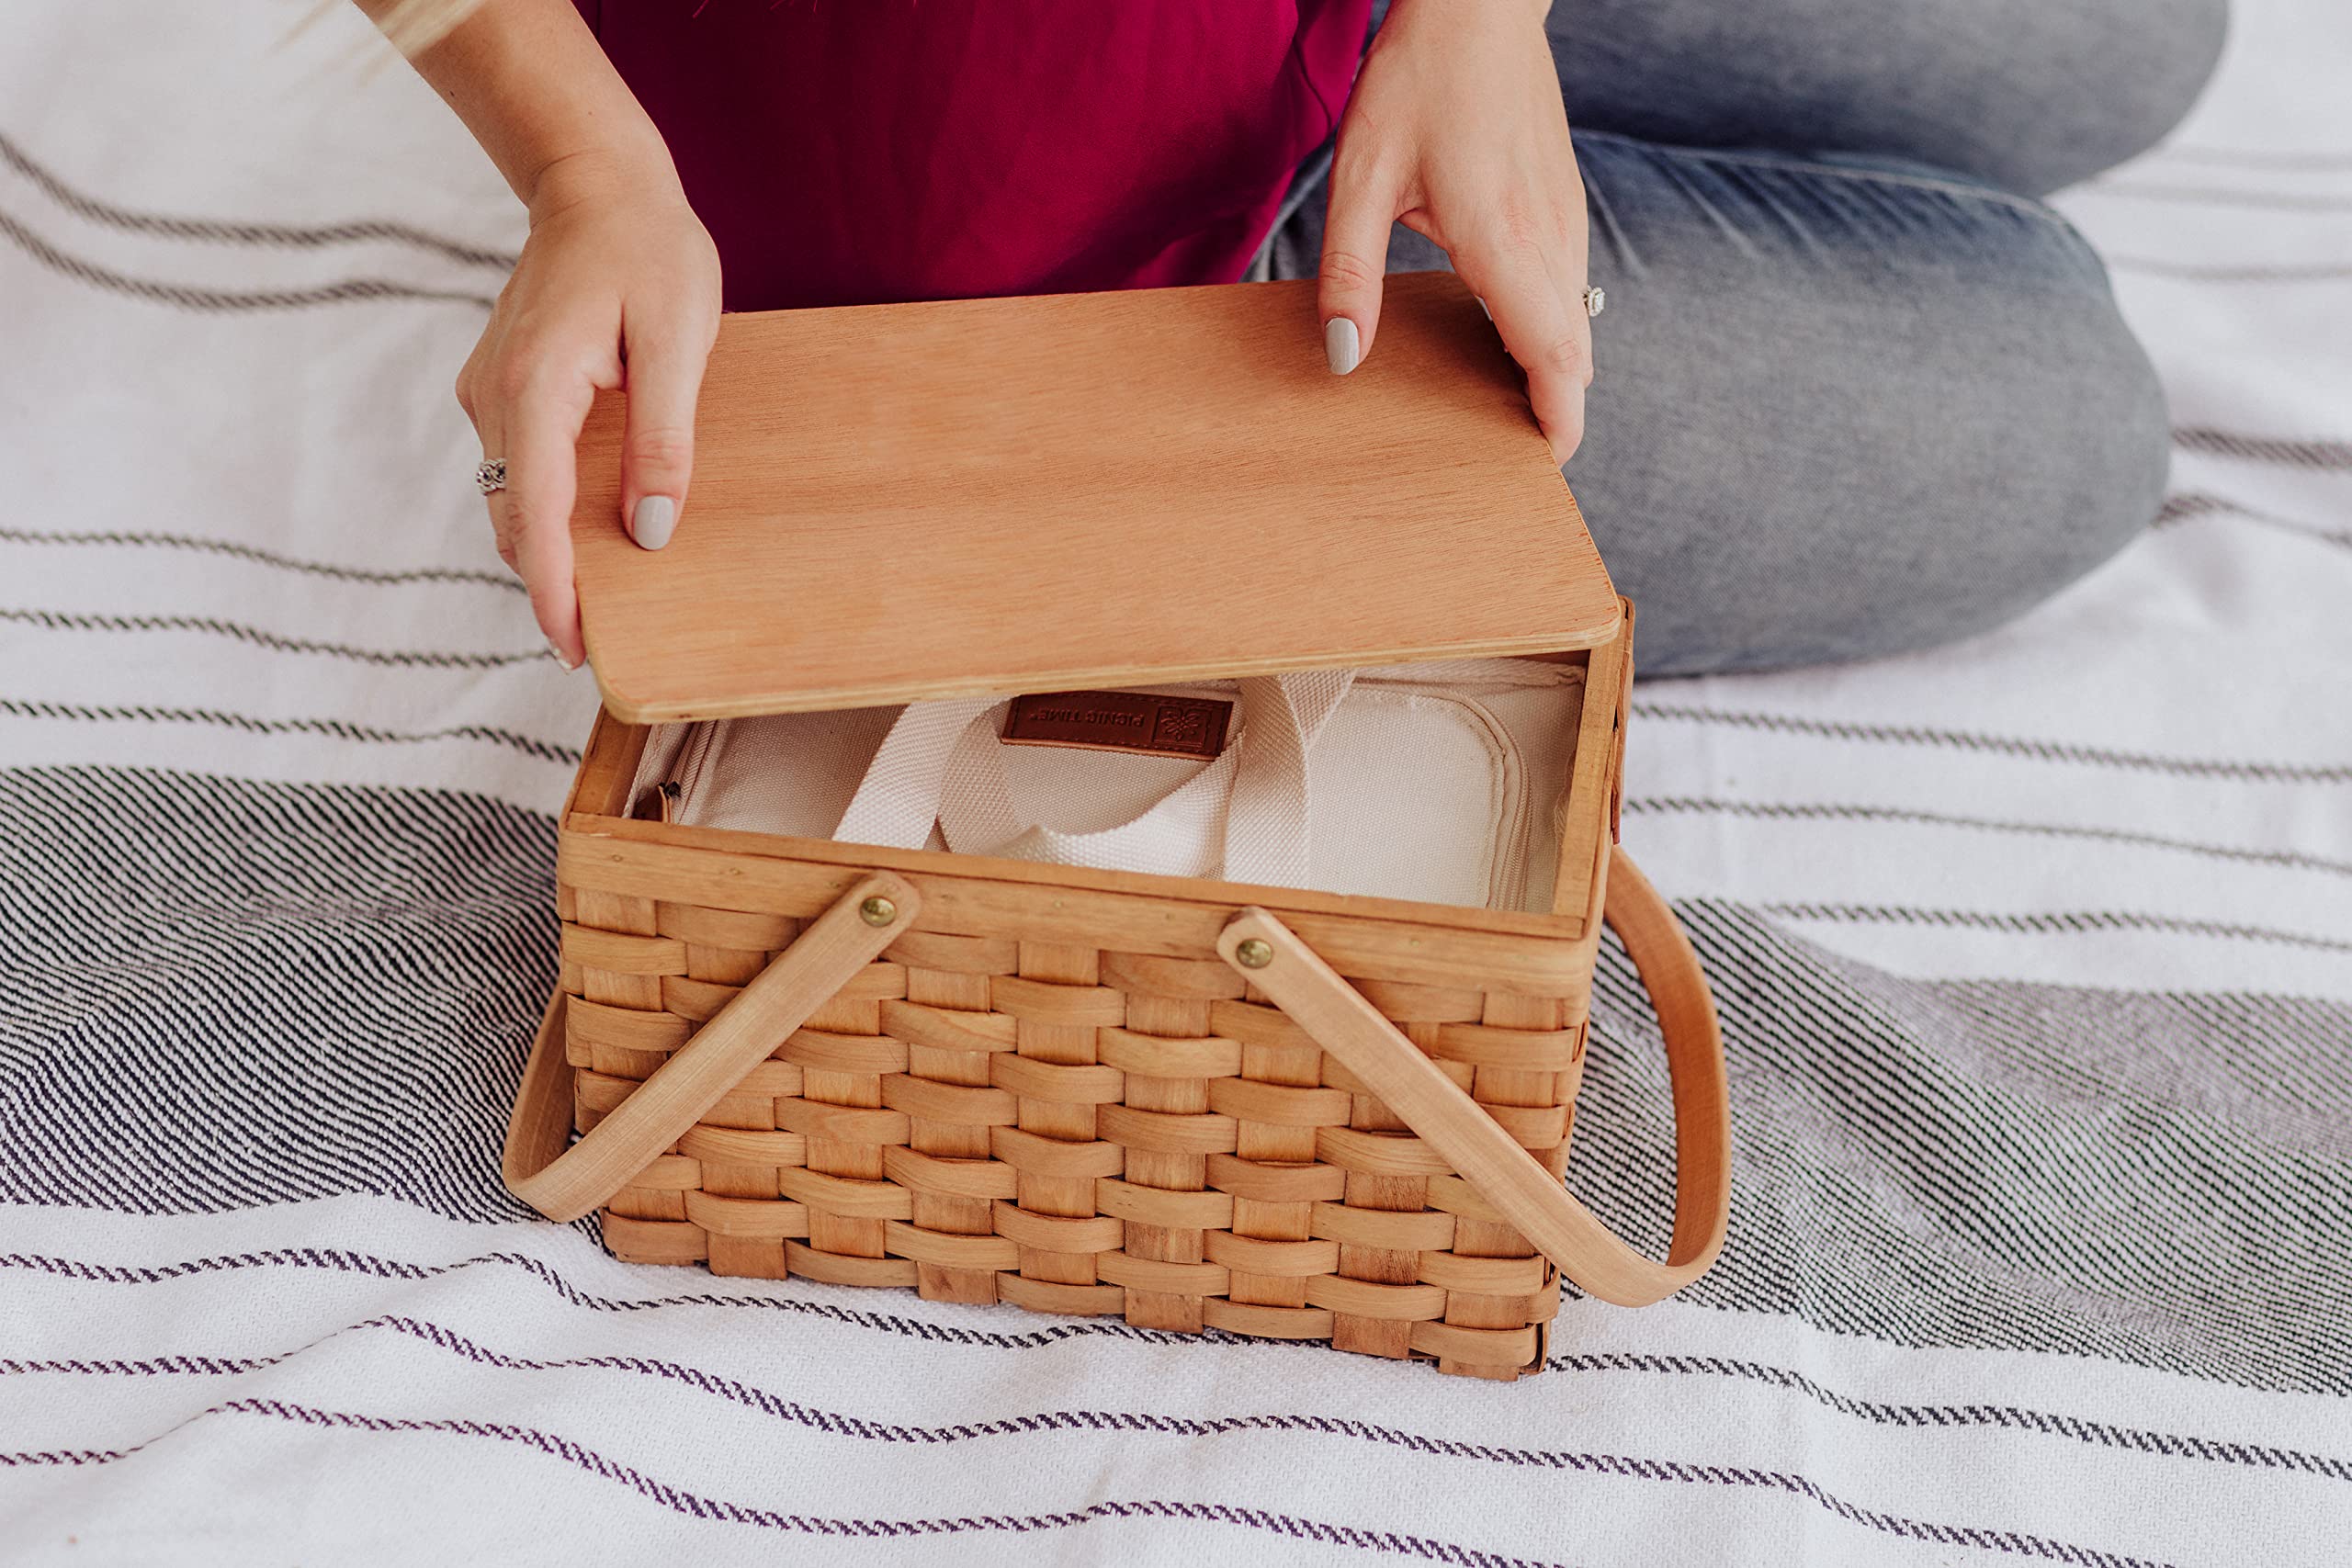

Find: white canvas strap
<box><xmin>1221</xmin><ymin>668</ymin><xmax>1350</xmax><ymax>885</ymax></box>
<box><xmin>831</xmin><ymin>671</ymin><xmax>1354</xmax><ymax>887</ymax></box>
<box><xmin>828</xmin><ymin>696</ymin><xmax>995</xmax><ymax>853</ymax></box>
<box><xmin>933</xmin><ymin>705</ymin><xmax>1241</xmax><ymax>878</ymax></box>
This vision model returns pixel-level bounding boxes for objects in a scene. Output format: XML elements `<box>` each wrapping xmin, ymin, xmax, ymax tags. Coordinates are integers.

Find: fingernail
<box><xmin>1324</xmin><ymin>318</ymin><xmax>1361</xmax><ymax>376</ymax></box>
<box><xmin>546</xmin><ymin>638</ymin><xmax>582</xmax><ymax>671</ymax></box>
<box><xmin>630</xmin><ymin>495</ymin><xmax>677</xmax><ymax>551</ymax></box>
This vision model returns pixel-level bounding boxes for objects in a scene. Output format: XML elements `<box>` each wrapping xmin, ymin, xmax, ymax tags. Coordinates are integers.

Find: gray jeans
<box><xmin>1263</xmin><ymin>0</ymin><xmax>2228</xmax><ymax>676</ymax></box>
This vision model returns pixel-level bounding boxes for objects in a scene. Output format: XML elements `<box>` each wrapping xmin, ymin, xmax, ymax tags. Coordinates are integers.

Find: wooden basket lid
<box><xmin>571</xmin><ymin>272</ymin><xmax>1619</xmax><ymax>723</ymax></box>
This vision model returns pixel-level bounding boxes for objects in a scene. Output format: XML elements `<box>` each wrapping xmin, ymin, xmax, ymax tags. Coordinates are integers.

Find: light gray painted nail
<box><xmin>630</xmin><ymin>495</ymin><xmax>677</xmax><ymax>550</ymax></box>
<box><xmin>1324</xmin><ymin>317</ymin><xmax>1361</xmax><ymax>376</ymax></box>
<box><xmin>547</xmin><ymin>638</ymin><xmax>582</xmax><ymax>671</ymax></box>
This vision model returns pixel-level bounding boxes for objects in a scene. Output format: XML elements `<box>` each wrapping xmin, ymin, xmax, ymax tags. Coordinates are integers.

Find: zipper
<box><xmin>1419</xmin><ymin>690</ymin><xmax>1532</xmax><ymax>910</ymax></box>
<box><xmin>651</xmin><ymin>721</ymin><xmax>724</xmax><ymax>825</ymax></box>
<box><xmin>1352</xmin><ymin>667</ymin><xmax>1567</xmax><ymax>910</ymax></box>
<box><xmin>1097</xmin><ymin>668</ymin><xmax>1558</xmax><ymax>910</ymax></box>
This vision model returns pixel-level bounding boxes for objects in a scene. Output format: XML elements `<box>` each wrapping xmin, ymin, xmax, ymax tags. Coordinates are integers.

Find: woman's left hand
<box><xmin>1318</xmin><ymin>0</ymin><xmax>1590</xmax><ymax>464</ymax></box>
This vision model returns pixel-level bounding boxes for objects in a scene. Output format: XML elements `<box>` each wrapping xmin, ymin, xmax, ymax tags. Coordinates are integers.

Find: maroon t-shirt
<box><xmin>575</xmin><ymin>2</ymin><xmax>1370</xmax><ymax>311</ymax></box>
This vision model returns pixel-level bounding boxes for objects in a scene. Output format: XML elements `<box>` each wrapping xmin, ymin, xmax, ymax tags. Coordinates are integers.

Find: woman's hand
<box><xmin>455</xmin><ymin>155</ymin><xmax>721</xmax><ymax>668</ymax></box>
<box><xmin>1317</xmin><ymin>0</ymin><xmax>1591</xmax><ymax>464</ymax></box>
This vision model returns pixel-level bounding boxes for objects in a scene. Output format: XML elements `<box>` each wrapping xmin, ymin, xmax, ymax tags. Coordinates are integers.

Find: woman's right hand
<box><xmin>457</xmin><ymin>153</ymin><xmax>721</xmax><ymax>667</ymax></box>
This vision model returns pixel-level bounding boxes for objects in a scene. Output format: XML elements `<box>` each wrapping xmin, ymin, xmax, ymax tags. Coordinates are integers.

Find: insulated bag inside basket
<box><xmin>626</xmin><ymin>658</ymin><xmax>1588</xmax><ymax>911</ymax></box>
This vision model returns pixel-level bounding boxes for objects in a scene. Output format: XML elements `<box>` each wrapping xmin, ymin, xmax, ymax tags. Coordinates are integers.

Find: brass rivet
<box><xmin>859</xmin><ymin>895</ymin><xmax>897</xmax><ymax>927</ymax></box>
<box><xmin>1233</xmin><ymin>938</ymin><xmax>1273</xmax><ymax>970</ymax></box>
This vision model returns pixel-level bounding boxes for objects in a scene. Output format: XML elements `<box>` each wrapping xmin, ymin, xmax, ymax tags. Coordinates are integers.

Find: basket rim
<box><xmin>557</xmin><ymin>815</ymin><xmax>1607</xmax><ymax>997</ymax></box>
<box><xmin>566</xmin><ymin>807</ymin><xmax>1597</xmax><ymax>943</ymax></box>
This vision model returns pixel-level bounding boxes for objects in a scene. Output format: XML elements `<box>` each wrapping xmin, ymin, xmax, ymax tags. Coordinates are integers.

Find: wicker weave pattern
<box><xmin>560</xmin><ymin>891</ymin><xmax>1587</xmax><ymax>1381</ymax></box>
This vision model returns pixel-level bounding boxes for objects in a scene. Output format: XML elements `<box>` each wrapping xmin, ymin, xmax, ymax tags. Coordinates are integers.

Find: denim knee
<box><xmin>1557</xmin><ymin>163</ymin><xmax>2173</xmax><ymax>676</ymax></box>
<box><xmin>1844</xmin><ymin>260</ymin><xmax>2169</xmax><ymax>665</ymax></box>
<box><xmin>2008</xmin><ymin>0</ymin><xmax>2230</xmax><ymax>195</ymax></box>
<box><xmin>1545</xmin><ymin>0</ymin><xmax>2228</xmax><ymax>199</ymax></box>
<box><xmin>1843</xmin><ymin>204</ymin><xmax>2170</xmax><ymax>662</ymax></box>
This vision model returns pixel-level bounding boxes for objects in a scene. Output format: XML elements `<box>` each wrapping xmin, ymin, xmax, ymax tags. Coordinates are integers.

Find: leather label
<box><xmin>1001</xmin><ymin>690</ymin><xmax>1233</xmax><ymax>760</ymax></box>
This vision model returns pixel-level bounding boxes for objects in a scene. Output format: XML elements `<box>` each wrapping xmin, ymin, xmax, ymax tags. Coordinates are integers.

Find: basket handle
<box><xmin>503</xmin><ymin>872</ymin><xmax>921</xmax><ymax>1224</ymax></box>
<box><xmin>1215</xmin><ymin>845</ymin><xmax>1730</xmax><ymax>1308</ymax></box>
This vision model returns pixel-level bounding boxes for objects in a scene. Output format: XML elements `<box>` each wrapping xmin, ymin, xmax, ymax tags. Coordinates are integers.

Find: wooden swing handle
<box><xmin>1216</xmin><ymin>846</ymin><xmax>1730</xmax><ymax>1308</ymax></box>
<box><xmin>503</xmin><ymin>873</ymin><xmax>920</xmax><ymax>1224</ymax></box>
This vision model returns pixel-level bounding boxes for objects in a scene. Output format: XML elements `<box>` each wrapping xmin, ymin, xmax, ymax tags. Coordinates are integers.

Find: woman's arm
<box><xmin>358</xmin><ymin>0</ymin><xmax>720</xmax><ymax>666</ymax></box>
<box><xmin>1317</xmin><ymin>0</ymin><xmax>1591</xmax><ymax>466</ymax></box>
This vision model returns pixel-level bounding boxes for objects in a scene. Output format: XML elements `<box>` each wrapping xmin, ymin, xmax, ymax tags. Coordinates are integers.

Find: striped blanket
<box><xmin>4</xmin><ymin>3</ymin><xmax>2346</xmax><ymax>1564</ymax></box>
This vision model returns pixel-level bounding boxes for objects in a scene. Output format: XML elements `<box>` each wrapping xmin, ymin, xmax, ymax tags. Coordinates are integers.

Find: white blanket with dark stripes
<box><xmin>3</xmin><ymin>4</ymin><xmax>2347</xmax><ymax>1565</ymax></box>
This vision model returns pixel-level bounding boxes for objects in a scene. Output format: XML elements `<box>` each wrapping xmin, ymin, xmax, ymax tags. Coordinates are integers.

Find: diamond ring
<box><xmin>475</xmin><ymin>458</ymin><xmax>507</xmax><ymax>495</ymax></box>
<box><xmin>1583</xmin><ymin>287</ymin><xmax>1605</xmax><ymax>319</ymax></box>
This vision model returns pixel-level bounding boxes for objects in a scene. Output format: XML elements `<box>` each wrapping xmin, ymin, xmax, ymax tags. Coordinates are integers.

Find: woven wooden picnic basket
<box><xmin>503</xmin><ymin>274</ymin><xmax>1732</xmax><ymax>1381</ymax></box>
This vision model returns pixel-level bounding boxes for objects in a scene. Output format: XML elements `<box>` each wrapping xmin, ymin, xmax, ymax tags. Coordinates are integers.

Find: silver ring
<box><xmin>474</xmin><ymin>457</ymin><xmax>506</xmax><ymax>495</ymax></box>
<box><xmin>1583</xmin><ymin>287</ymin><xmax>1605</xmax><ymax>319</ymax></box>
